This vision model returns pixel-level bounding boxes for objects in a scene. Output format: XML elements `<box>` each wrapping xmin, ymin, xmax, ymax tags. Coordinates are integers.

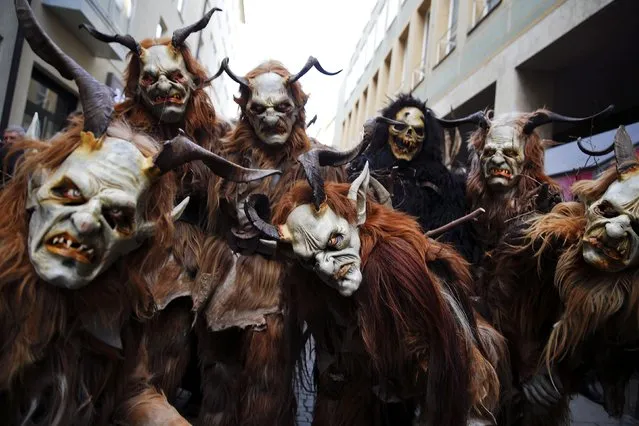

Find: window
<box><xmin>421</xmin><ymin>10</ymin><xmax>430</xmax><ymax>67</ymax></box>
<box><xmin>386</xmin><ymin>0</ymin><xmax>399</xmax><ymax>30</ymax></box>
<box><xmin>23</xmin><ymin>68</ymin><xmax>77</xmax><ymax>140</ymax></box>
<box><xmin>435</xmin><ymin>0</ymin><xmax>458</xmax><ymax>64</ymax></box>
<box><xmin>115</xmin><ymin>0</ymin><xmax>133</xmax><ymax>19</ymax></box>
<box><xmin>469</xmin><ymin>0</ymin><xmax>500</xmax><ymax>30</ymax></box>
<box><xmin>156</xmin><ymin>19</ymin><xmax>167</xmax><ymax>39</ymax></box>
<box><xmin>177</xmin><ymin>0</ymin><xmax>185</xmax><ymax>13</ymax></box>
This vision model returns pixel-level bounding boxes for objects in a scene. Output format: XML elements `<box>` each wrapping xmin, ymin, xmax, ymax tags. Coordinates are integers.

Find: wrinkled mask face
<box><xmin>246</xmin><ymin>72</ymin><xmax>298</xmax><ymax>146</ymax></box>
<box><xmin>480</xmin><ymin>125</ymin><xmax>524</xmax><ymax>190</ymax></box>
<box><xmin>387</xmin><ymin>107</ymin><xmax>425</xmax><ymax>161</ymax></box>
<box><xmin>27</xmin><ymin>138</ymin><xmax>154</xmax><ymax>289</ymax></box>
<box><xmin>582</xmin><ymin>170</ymin><xmax>639</xmax><ymax>272</ymax></box>
<box><xmin>138</xmin><ymin>45</ymin><xmax>195</xmax><ymax>123</ymax></box>
<box><xmin>283</xmin><ymin>204</ymin><xmax>362</xmax><ymax>296</ymax></box>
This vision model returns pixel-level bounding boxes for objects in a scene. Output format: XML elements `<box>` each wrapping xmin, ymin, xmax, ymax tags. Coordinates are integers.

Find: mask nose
<box><xmin>156</xmin><ymin>74</ymin><xmax>172</xmax><ymax>92</ymax></box>
<box><xmin>605</xmin><ymin>217</ymin><xmax>630</xmax><ymax>240</ymax></box>
<box><xmin>314</xmin><ymin>252</ymin><xmax>335</xmax><ymax>276</ymax></box>
<box><xmin>72</xmin><ymin>211</ymin><xmax>101</xmax><ymax>235</ymax></box>
<box><xmin>263</xmin><ymin>110</ymin><xmax>279</xmax><ymax>127</ymax></box>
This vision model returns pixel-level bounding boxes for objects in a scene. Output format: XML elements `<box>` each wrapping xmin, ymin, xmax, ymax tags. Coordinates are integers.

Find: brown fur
<box><xmin>274</xmin><ymin>182</ymin><xmax>505</xmax><ymax>426</ymax></box>
<box><xmin>0</xmin><ymin>117</ymin><xmax>182</xmax><ymax>424</ymax></box>
<box><xmin>194</xmin><ymin>60</ymin><xmax>340</xmax><ymax>426</ymax></box>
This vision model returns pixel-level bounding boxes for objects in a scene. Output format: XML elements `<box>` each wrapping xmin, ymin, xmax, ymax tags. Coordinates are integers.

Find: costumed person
<box><xmin>347</xmin><ymin>93</ymin><xmax>487</xmax><ymax>260</ymax></box>
<box><xmin>243</xmin><ymin>141</ymin><xmax>508</xmax><ymax>426</ymax></box>
<box><xmin>81</xmin><ymin>9</ymin><xmax>233</xmax><ymax>409</ymax></box>
<box><xmin>193</xmin><ymin>57</ymin><xmax>344</xmax><ymax>425</ymax></box>
<box><xmin>1</xmin><ymin>3</ymin><xmax>281</xmax><ymax>424</ymax></box>
<box><xmin>466</xmin><ymin>106</ymin><xmax>612</xmax><ymax>264</ymax></box>
<box><xmin>485</xmin><ymin>125</ymin><xmax>639</xmax><ymax>426</ymax></box>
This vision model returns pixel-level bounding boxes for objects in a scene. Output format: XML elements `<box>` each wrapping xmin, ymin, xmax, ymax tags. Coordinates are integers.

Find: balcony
<box><xmin>42</xmin><ymin>0</ymin><xmax>132</xmax><ymax>60</ymax></box>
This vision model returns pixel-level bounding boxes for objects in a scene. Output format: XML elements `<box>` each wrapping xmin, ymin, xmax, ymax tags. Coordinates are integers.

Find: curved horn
<box><xmin>153</xmin><ymin>130</ymin><xmax>280</xmax><ymax>182</ymax></box>
<box><xmin>376</xmin><ymin>116</ymin><xmax>405</xmax><ymax>127</ymax></box>
<box><xmin>172</xmin><ymin>7</ymin><xmax>221</xmax><ymax>48</ymax></box>
<box><xmin>16</xmin><ymin>0</ymin><xmax>113</xmax><ymax>137</ymax></box>
<box><xmin>244</xmin><ymin>194</ymin><xmax>282</xmax><ymax>241</ymax></box>
<box><xmin>288</xmin><ymin>56</ymin><xmax>342</xmax><ymax>85</ymax></box>
<box><xmin>613</xmin><ymin>125</ymin><xmax>638</xmax><ymax>174</ymax></box>
<box><xmin>577</xmin><ymin>137</ymin><xmax>615</xmax><ymax>157</ymax></box>
<box><xmin>297</xmin><ymin>137</ymin><xmax>371</xmax><ymax>210</ymax></box>
<box><xmin>214</xmin><ymin>57</ymin><xmax>249</xmax><ymax>88</ymax></box>
<box><xmin>436</xmin><ymin>111</ymin><xmax>489</xmax><ymax>129</ymax></box>
<box><xmin>523</xmin><ymin>105</ymin><xmax>614</xmax><ymax>135</ymax></box>
<box><xmin>79</xmin><ymin>24</ymin><xmax>140</xmax><ymax>56</ymax></box>
<box><xmin>307</xmin><ymin>115</ymin><xmax>318</xmax><ymax>128</ymax></box>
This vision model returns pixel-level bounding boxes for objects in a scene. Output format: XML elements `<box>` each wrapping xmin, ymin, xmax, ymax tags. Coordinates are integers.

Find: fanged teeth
<box><xmin>46</xmin><ymin>234</ymin><xmax>95</xmax><ymax>256</ymax></box>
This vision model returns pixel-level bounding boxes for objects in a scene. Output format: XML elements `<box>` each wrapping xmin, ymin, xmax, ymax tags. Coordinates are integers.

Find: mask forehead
<box><xmin>395</xmin><ymin>107</ymin><xmax>424</xmax><ymax>127</ymax></box>
<box><xmin>43</xmin><ymin>138</ymin><xmax>151</xmax><ymax>199</ymax></box>
<box><xmin>486</xmin><ymin>125</ymin><xmax>519</xmax><ymax>149</ymax></box>
<box><xmin>250</xmin><ymin>72</ymin><xmax>291</xmax><ymax>104</ymax></box>
<box><xmin>602</xmin><ymin>171</ymin><xmax>639</xmax><ymax>207</ymax></box>
<box><xmin>286</xmin><ymin>204</ymin><xmax>343</xmax><ymax>256</ymax></box>
<box><xmin>141</xmin><ymin>45</ymin><xmax>187</xmax><ymax>73</ymax></box>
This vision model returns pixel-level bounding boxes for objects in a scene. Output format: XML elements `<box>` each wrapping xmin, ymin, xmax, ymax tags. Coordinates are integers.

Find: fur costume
<box><xmin>83</xmin><ymin>11</ymin><xmax>234</xmax><ymax>406</ymax></box>
<box><xmin>193</xmin><ymin>58</ymin><xmax>344</xmax><ymax>425</ymax></box>
<box><xmin>484</xmin><ymin>126</ymin><xmax>636</xmax><ymax>426</ymax></box>
<box><xmin>348</xmin><ymin>94</ymin><xmax>486</xmax><ymax>261</ymax></box>
<box><xmin>244</xmin><ymin>147</ymin><xmax>509</xmax><ymax>425</ymax></box>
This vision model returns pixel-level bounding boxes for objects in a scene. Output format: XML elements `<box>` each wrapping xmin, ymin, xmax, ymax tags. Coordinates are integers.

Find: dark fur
<box><xmin>347</xmin><ymin>94</ymin><xmax>475</xmax><ymax>261</ymax></box>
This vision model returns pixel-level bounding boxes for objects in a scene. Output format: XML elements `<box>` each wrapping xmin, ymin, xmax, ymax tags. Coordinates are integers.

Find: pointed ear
<box><xmin>347</xmin><ymin>162</ymin><xmax>370</xmax><ymax>226</ymax></box>
<box><xmin>171</xmin><ymin>197</ymin><xmax>190</xmax><ymax>221</ymax></box>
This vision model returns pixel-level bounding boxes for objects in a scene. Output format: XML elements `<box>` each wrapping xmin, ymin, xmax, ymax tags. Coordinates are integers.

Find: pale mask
<box><xmin>276</xmin><ymin>164</ymin><xmax>371</xmax><ymax>296</ymax></box>
<box><xmin>582</xmin><ymin>170</ymin><xmax>639</xmax><ymax>272</ymax></box>
<box><xmin>387</xmin><ymin>107</ymin><xmax>425</xmax><ymax>161</ymax></box>
<box><xmin>138</xmin><ymin>46</ymin><xmax>196</xmax><ymax>123</ymax></box>
<box><xmin>27</xmin><ymin>136</ymin><xmax>185</xmax><ymax>289</ymax></box>
<box><xmin>480</xmin><ymin>124</ymin><xmax>524</xmax><ymax>190</ymax></box>
<box><xmin>246</xmin><ymin>72</ymin><xmax>299</xmax><ymax>146</ymax></box>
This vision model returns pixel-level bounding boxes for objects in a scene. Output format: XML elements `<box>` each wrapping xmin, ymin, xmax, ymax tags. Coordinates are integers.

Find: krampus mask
<box><xmin>16</xmin><ymin>0</ymin><xmax>278</xmax><ymax>289</ymax></box>
<box><xmin>81</xmin><ymin>8</ymin><xmax>221</xmax><ymax>123</ymax></box>
<box><xmin>244</xmin><ymin>139</ymin><xmax>369</xmax><ymax>296</ymax></box>
<box><xmin>478</xmin><ymin>106</ymin><xmax>613</xmax><ymax>191</ymax></box>
<box><xmin>578</xmin><ymin>126</ymin><xmax>639</xmax><ymax>272</ymax></box>
<box><xmin>214</xmin><ymin>57</ymin><xmax>341</xmax><ymax>145</ymax></box>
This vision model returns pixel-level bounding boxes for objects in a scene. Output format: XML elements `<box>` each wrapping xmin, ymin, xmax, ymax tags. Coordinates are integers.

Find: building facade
<box><xmin>0</xmin><ymin>0</ymin><xmax>243</xmax><ymax>139</ymax></box>
<box><xmin>334</xmin><ymin>0</ymin><xmax>639</xmax><ymax>168</ymax></box>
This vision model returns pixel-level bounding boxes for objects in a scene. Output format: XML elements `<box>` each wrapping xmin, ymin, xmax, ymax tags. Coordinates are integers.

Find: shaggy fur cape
<box><xmin>273</xmin><ymin>182</ymin><xmax>507</xmax><ymax>426</ymax></box>
<box><xmin>485</xmin><ymin>164</ymin><xmax>639</xmax><ymax>424</ymax></box>
<box><xmin>192</xmin><ymin>60</ymin><xmax>344</xmax><ymax>426</ymax></box>
<box><xmin>0</xmin><ymin>119</ymin><xmax>184</xmax><ymax>425</ymax></box>
<box><xmin>348</xmin><ymin>94</ymin><xmax>475</xmax><ymax>260</ymax></box>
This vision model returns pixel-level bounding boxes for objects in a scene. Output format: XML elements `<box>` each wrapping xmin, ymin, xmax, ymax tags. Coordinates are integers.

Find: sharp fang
<box><xmin>66</xmin><ymin>240</ymin><xmax>72</xmax><ymax>248</ymax></box>
<box><xmin>80</xmin><ymin>245</ymin><xmax>88</xmax><ymax>251</ymax></box>
<box><xmin>87</xmin><ymin>249</ymin><xmax>94</xmax><ymax>256</ymax></box>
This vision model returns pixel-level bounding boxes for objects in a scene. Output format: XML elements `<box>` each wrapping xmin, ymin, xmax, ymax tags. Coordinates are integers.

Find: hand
<box><xmin>522</xmin><ymin>370</ymin><xmax>563</xmax><ymax>408</ymax></box>
<box><xmin>535</xmin><ymin>184</ymin><xmax>561</xmax><ymax>213</ymax></box>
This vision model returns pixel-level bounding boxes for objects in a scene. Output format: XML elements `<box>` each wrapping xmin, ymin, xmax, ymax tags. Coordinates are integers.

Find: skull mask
<box><xmin>480</xmin><ymin>122</ymin><xmax>524</xmax><ymax>191</ymax></box>
<box><xmin>245</xmin><ymin>72</ymin><xmax>299</xmax><ymax>146</ymax></box>
<box><xmin>581</xmin><ymin>126</ymin><xmax>639</xmax><ymax>272</ymax></box>
<box><xmin>387</xmin><ymin>107</ymin><xmax>425</xmax><ymax>161</ymax></box>
<box><xmin>26</xmin><ymin>134</ymin><xmax>183</xmax><ymax>289</ymax></box>
<box><xmin>138</xmin><ymin>46</ymin><xmax>195</xmax><ymax>124</ymax></box>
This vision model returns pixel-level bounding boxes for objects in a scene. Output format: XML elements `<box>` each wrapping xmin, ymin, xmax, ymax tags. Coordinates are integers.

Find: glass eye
<box><xmin>483</xmin><ymin>148</ymin><xmax>496</xmax><ymax>156</ymax></box>
<box><xmin>503</xmin><ymin>148</ymin><xmax>518</xmax><ymax>157</ymax></box>
<box><xmin>171</xmin><ymin>71</ymin><xmax>184</xmax><ymax>81</ymax></box>
<box><xmin>275</xmin><ymin>102</ymin><xmax>292</xmax><ymax>113</ymax></box>
<box><xmin>141</xmin><ymin>73</ymin><xmax>155</xmax><ymax>85</ymax></box>
<box><xmin>103</xmin><ymin>206</ymin><xmax>134</xmax><ymax>235</ymax></box>
<box><xmin>327</xmin><ymin>233</ymin><xmax>344</xmax><ymax>248</ymax></box>
<box><xmin>596</xmin><ymin>200</ymin><xmax>618</xmax><ymax>219</ymax></box>
<box><xmin>250</xmin><ymin>104</ymin><xmax>266</xmax><ymax>114</ymax></box>
<box><xmin>52</xmin><ymin>178</ymin><xmax>84</xmax><ymax>204</ymax></box>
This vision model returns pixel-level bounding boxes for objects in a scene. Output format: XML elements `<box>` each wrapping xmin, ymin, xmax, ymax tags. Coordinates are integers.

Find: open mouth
<box><xmin>335</xmin><ymin>263</ymin><xmax>354</xmax><ymax>280</ymax></box>
<box><xmin>584</xmin><ymin>236</ymin><xmax>628</xmax><ymax>261</ymax></box>
<box><xmin>489</xmin><ymin>168</ymin><xmax>512</xmax><ymax>179</ymax></box>
<box><xmin>45</xmin><ymin>232</ymin><xmax>95</xmax><ymax>264</ymax></box>
<box><xmin>152</xmin><ymin>94</ymin><xmax>185</xmax><ymax>105</ymax></box>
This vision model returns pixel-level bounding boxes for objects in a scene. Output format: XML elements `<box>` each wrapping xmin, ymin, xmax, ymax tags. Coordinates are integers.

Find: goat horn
<box><xmin>214</xmin><ymin>57</ymin><xmax>249</xmax><ymax>88</ymax></box>
<box><xmin>436</xmin><ymin>111</ymin><xmax>489</xmax><ymax>129</ymax></box>
<box><xmin>79</xmin><ymin>24</ymin><xmax>141</xmax><ymax>56</ymax></box>
<box><xmin>576</xmin><ymin>137</ymin><xmax>615</xmax><ymax>156</ymax></box>
<box><xmin>16</xmin><ymin>0</ymin><xmax>113</xmax><ymax>137</ymax></box>
<box><xmin>523</xmin><ymin>105</ymin><xmax>614</xmax><ymax>135</ymax></box>
<box><xmin>288</xmin><ymin>56</ymin><xmax>341</xmax><ymax>85</ymax></box>
<box><xmin>376</xmin><ymin>116</ymin><xmax>405</xmax><ymax>127</ymax></box>
<box><xmin>172</xmin><ymin>7</ymin><xmax>221</xmax><ymax>48</ymax></box>
<box><xmin>153</xmin><ymin>130</ymin><xmax>280</xmax><ymax>182</ymax></box>
<box><xmin>297</xmin><ymin>137</ymin><xmax>371</xmax><ymax>211</ymax></box>
<box><xmin>244</xmin><ymin>194</ymin><xmax>283</xmax><ymax>241</ymax></box>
